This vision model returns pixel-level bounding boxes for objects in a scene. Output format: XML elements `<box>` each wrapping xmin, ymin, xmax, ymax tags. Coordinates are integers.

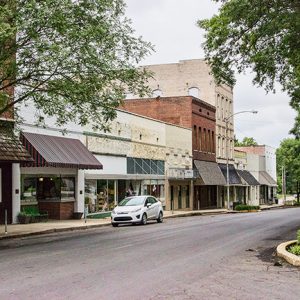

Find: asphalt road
<box><xmin>1</xmin><ymin>208</ymin><xmax>300</xmax><ymax>300</ymax></box>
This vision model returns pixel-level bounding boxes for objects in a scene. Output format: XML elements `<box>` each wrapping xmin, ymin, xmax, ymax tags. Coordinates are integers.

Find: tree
<box><xmin>276</xmin><ymin>138</ymin><xmax>300</xmax><ymax>194</ymax></box>
<box><xmin>198</xmin><ymin>0</ymin><xmax>300</xmax><ymax>137</ymax></box>
<box><xmin>0</xmin><ymin>0</ymin><xmax>152</xmax><ymax>130</ymax></box>
<box><xmin>234</xmin><ymin>136</ymin><xmax>258</xmax><ymax>146</ymax></box>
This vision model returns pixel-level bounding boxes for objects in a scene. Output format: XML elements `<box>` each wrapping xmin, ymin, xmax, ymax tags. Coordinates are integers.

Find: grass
<box><xmin>235</xmin><ymin>204</ymin><xmax>260</xmax><ymax>211</ymax></box>
<box><xmin>287</xmin><ymin>229</ymin><xmax>300</xmax><ymax>256</ymax></box>
<box><xmin>87</xmin><ymin>212</ymin><xmax>111</xmax><ymax>219</ymax></box>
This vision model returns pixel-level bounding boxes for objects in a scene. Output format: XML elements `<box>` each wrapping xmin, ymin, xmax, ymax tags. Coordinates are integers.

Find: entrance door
<box><xmin>0</xmin><ymin>163</ymin><xmax>12</xmax><ymax>224</ymax></box>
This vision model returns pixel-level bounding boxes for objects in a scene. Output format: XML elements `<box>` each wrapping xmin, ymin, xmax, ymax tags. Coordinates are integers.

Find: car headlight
<box><xmin>131</xmin><ymin>208</ymin><xmax>141</xmax><ymax>213</ymax></box>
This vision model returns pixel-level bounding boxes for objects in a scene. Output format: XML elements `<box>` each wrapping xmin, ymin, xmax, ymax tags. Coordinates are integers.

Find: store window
<box><xmin>97</xmin><ymin>180</ymin><xmax>115</xmax><ymax>211</ymax></box>
<box><xmin>22</xmin><ymin>176</ymin><xmax>75</xmax><ymax>202</ymax></box>
<box><xmin>85</xmin><ymin>179</ymin><xmax>97</xmax><ymax>213</ymax></box>
<box><xmin>21</xmin><ymin>176</ymin><xmax>37</xmax><ymax>203</ymax></box>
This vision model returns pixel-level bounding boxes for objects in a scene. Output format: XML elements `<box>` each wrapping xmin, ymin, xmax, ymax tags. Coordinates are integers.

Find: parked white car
<box><xmin>111</xmin><ymin>195</ymin><xmax>163</xmax><ymax>227</ymax></box>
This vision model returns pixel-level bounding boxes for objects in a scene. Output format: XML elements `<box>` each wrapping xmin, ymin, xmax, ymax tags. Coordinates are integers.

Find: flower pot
<box><xmin>18</xmin><ymin>215</ymin><xmax>31</xmax><ymax>224</ymax></box>
<box><xmin>73</xmin><ymin>212</ymin><xmax>83</xmax><ymax>219</ymax></box>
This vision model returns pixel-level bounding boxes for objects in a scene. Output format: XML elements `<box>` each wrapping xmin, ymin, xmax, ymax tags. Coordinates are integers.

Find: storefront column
<box><xmin>189</xmin><ymin>180</ymin><xmax>194</xmax><ymax>211</ymax></box>
<box><xmin>75</xmin><ymin>169</ymin><xmax>85</xmax><ymax>213</ymax></box>
<box><xmin>114</xmin><ymin>180</ymin><xmax>117</xmax><ymax>206</ymax></box>
<box><xmin>12</xmin><ymin>163</ymin><xmax>21</xmax><ymax>223</ymax></box>
<box><xmin>164</xmin><ymin>177</ymin><xmax>169</xmax><ymax>210</ymax></box>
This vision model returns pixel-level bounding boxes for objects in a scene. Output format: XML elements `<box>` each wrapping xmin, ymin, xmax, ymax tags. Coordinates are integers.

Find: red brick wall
<box><xmin>121</xmin><ymin>96</ymin><xmax>193</xmax><ymax>128</ymax></box>
<box><xmin>121</xmin><ymin>96</ymin><xmax>216</xmax><ymax>162</ymax></box>
<box><xmin>39</xmin><ymin>201</ymin><xmax>74</xmax><ymax>220</ymax></box>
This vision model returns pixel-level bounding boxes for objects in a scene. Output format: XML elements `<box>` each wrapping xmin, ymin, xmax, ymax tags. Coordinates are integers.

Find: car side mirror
<box><xmin>146</xmin><ymin>203</ymin><xmax>151</xmax><ymax>208</ymax></box>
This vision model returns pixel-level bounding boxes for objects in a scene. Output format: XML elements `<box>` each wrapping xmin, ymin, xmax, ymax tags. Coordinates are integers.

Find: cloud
<box><xmin>125</xmin><ymin>0</ymin><xmax>295</xmax><ymax>148</ymax></box>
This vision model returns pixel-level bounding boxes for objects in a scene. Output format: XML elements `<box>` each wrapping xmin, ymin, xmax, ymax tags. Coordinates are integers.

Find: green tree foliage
<box><xmin>235</xmin><ymin>136</ymin><xmax>258</xmax><ymax>146</ymax></box>
<box><xmin>276</xmin><ymin>138</ymin><xmax>300</xmax><ymax>193</ymax></box>
<box><xmin>198</xmin><ymin>0</ymin><xmax>300</xmax><ymax>137</ymax></box>
<box><xmin>0</xmin><ymin>0</ymin><xmax>152</xmax><ymax>130</ymax></box>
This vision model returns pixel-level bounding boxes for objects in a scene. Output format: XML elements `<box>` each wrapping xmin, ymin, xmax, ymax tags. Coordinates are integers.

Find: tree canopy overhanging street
<box><xmin>199</xmin><ymin>0</ymin><xmax>300</xmax><ymax>137</ymax></box>
<box><xmin>0</xmin><ymin>0</ymin><xmax>153</xmax><ymax>130</ymax></box>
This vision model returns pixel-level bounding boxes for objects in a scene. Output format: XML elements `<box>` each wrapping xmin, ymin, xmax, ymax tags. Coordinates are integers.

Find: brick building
<box><xmin>121</xmin><ymin>96</ymin><xmax>226</xmax><ymax>209</ymax></box>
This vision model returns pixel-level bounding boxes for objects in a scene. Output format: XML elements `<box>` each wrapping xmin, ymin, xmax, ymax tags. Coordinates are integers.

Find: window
<box><xmin>127</xmin><ymin>158</ymin><xmax>165</xmax><ymax>175</ymax></box>
<box><xmin>21</xmin><ymin>176</ymin><xmax>37</xmax><ymax>202</ymax></box>
<box><xmin>208</xmin><ymin>130</ymin><xmax>211</xmax><ymax>153</ymax></box>
<box><xmin>193</xmin><ymin>125</ymin><xmax>197</xmax><ymax>149</ymax></box>
<box><xmin>212</xmin><ymin>131</ymin><xmax>215</xmax><ymax>153</ymax></box>
<box><xmin>188</xmin><ymin>87</ymin><xmax>199</xmax><ymax>98</ymax></box>
<box><xmin>203</xmin><ymin>129</ymin><xmax>206</xmax><ymax>152</ymax></box>
<box><xmin>152</xmin><ymin>89</ymin><xmax>163</xmax><ymax>97</ymax></box>
<box><xmin>198</xmin><ymin>127</ymin><xmax>202</xmax><ymax>151</ymax></box>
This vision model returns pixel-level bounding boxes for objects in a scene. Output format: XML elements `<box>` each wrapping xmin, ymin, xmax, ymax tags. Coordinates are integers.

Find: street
<box><xmin>1</xmin><ymin>208</ymin><xmax>300</xmax><ymax>300</ymax></box>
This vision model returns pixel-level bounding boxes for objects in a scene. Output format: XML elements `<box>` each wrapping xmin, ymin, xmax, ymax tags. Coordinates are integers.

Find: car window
<box><xmin>119</xmin><ymin>197</ymin><xmax>145</xmax><ymax>206</ymax></box>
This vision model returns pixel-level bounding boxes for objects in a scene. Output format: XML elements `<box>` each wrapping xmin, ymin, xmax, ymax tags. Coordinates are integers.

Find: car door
<box><xmin>145</xmin><ymin>197</ymin><xmax>155</xmax><ymax>218</ymax></box>
<box><xmin>150</xmin><ymin>197</ymin><xmax>160</xmax><ymax>218</ymax></box>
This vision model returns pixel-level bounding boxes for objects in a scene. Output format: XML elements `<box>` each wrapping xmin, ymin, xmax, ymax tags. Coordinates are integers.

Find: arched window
<box><xmin>152</xmin><ymin>89</ymin><xmax>163</xmax><ymax>97</ymax></box>
<box><xmin>188</xmin><ymin>87</ymin><xmax>200</xmax><ymax>98</ymax></box>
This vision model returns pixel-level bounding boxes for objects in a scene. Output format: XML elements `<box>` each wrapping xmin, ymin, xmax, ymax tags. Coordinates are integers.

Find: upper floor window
<box><xmin>152</xmin><ymin>89</ymin><xmax>163</xmax><ymax>97</ymax></box>
<box><xmin>188</xmin><ymin>87</ymin><xmax>200</xmax><ymax>98</ymax></box>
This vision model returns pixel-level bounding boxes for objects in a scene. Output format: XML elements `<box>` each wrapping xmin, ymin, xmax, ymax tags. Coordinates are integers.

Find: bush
<box><xmin>293</xmin><ymin>202</ymin><xmax>300</xmax><ymax>206</ymax></box>
<box><xmin>235</xmin><ymin>204</ymin><xmax>260</xmax><ymax>211</ymax></box>
<box><xmin>289</xmin><ymin>245</ymin><xmax>300</xmax><ymax>256</ymax></box>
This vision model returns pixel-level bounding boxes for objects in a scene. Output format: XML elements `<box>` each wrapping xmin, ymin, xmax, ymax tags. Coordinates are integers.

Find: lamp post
<box><xmin>224</xmin><ymin>110</ymin><xmax>258</xmax><ymax>210</ymax></box>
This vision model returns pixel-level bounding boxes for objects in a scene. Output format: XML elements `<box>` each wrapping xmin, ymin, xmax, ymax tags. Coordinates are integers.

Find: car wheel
<box><xmin>157</xmin><ymin>211</ymin><xmax>163</xmax><ymax>223</ymax></box>
<box><xmin>112</xmin><ymin>223</ymin><xmax>118</xmax><ymax>227</ymax></box>
<box><xmin>141</xmin><ymin>213</ymin><xmax>147</xmax><ymax>225</ymax></box>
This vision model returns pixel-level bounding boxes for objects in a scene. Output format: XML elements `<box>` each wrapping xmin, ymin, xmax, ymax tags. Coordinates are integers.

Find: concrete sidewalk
<box><xmin>0</xmin><ymin>205</ymin><xmax>283</xmax><ymax>240</ymax></box>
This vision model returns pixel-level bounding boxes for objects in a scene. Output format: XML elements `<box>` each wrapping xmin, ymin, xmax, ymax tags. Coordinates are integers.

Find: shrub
<box><xmin>293</xmin><ymin>202</ymin><xmax>300</xmax><ymax>206</ymax></box>
<box><xmin>235</xmin><ymin>204</ymin><xmax>260</xmax><ymax>211</ymax></box>
<box><xmin>289</xmin><ymin>245</ymin><xmax>300</xmax><ymax>256</ymax></box>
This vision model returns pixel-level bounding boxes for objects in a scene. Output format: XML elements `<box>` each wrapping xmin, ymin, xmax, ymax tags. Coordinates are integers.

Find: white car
<box><xmin>111</xmin><ymin>195</ymin><xmax>163</xmax><ymax>227</ymax></box>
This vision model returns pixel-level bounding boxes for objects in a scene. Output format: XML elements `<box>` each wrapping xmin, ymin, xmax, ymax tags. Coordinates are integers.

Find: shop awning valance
<box><xmin>259</xmin><ymin>171</ymin><xmax>277</xmax><ymax>187</ymax></box>
<box><xmin>0</xmin><ymin>127</ymin><xmax>33</xmax><ymax>163</ymax></box>
<box><xmin>21</xmin><ymin>132</ymin><xmax>102</xmax><ymax>169</ymax></box>
<box><xmin>236</xmin><ymin>170</ymin><xmax>260</xmax><ymax>186</ymax></box>
<box><xmin>218</xmin><ymin>163</ymin><xmax>242</xmax><ymax>185</ymax></box>
<box><xmin>194</xmin><ymin>160</ymin><xmax>226</xmax><ymax>185</ymax></box>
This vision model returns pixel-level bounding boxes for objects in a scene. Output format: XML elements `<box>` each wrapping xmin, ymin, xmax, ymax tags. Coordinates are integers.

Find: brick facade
<box><xmin>121</xmin><ymin>96</ymin><xmax>216</xmax><ymax>162</ymax></box>
<box><xmin>39</xmin><ymin>201</ymin><xmax>74</xmax><ymax>220</ymax></box>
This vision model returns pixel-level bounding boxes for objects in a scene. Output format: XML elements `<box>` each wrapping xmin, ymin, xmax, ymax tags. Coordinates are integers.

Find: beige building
<box><xmin>135</xmin><ymin>59</ymin><xmax>234</xmax><ymax>164</ymax></box>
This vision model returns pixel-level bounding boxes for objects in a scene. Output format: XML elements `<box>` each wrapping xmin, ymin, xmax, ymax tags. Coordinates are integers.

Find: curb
<box><xmin>277</xmin><ymin>240</ymin><xmax>300</xmax><ymax>266</ymax></box>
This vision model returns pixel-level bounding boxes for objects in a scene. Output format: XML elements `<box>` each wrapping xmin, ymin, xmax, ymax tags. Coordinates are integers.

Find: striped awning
<box><xmin>21</xmin><ymin>132</ymin><xmax>102</xmax><ymax>169</ymax></box>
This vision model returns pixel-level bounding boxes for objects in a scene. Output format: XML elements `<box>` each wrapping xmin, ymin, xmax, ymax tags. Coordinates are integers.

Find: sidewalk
<box><xmin>0</xmin><ymin>205</ymin><xmax>283</xmax><ymax>240</ymax></box>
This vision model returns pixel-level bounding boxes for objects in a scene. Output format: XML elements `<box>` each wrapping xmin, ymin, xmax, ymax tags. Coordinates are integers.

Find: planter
<box><xmin>18</xmin><ymin>215</ymin><xmax>31</xmax><ymax>224</ymax></box>
<box><xmin>277</xmin><ymin>240</ymin><xmax>300</xmax><ymax>266</ymax></box>
<box><xmin>73</xmin><ymin>212</ymin><xmax>83</xmax><ymax>219</ymax></box>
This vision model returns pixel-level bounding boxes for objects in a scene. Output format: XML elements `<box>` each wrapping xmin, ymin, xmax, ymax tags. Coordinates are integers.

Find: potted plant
<box><xmin>18</xmin><ymin>212</ymin><xmax>31</xmax><ymax>224</ymax></box>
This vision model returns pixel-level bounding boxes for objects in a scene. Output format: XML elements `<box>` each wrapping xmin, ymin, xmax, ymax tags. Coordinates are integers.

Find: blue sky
<box><xmin>125</xmin><ymin>0</ymin><xmax>296</xmax><ymax>148</ymax></box>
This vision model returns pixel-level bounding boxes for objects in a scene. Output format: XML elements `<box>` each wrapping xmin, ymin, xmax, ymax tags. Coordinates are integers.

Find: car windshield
<box><xmin>118</xmin><ymin>197</ymin><xmax>145</xmax><ymax>206</ymax></box>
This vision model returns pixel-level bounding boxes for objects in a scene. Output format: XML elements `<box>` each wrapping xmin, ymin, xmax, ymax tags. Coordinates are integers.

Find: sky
<box><xmin>124</xmin><ymin>0</ymin><xmax>296</xmax><ymax>149</ymax></box>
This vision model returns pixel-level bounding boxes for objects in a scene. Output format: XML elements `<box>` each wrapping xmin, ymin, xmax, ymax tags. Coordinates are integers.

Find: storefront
<box><xmin>0</xmin><ymin>123</ymin><xmax>32</xmax><ymax>224</ymax></box>
<box><xmin>20</xmin><ymin>132</ymin><xmax>102</xmax><ymax>219</ymax></box>
<box><xmin>84</xmin><ymin>177</ymin><xmax>165</xmax><ymax>213</ymax></box>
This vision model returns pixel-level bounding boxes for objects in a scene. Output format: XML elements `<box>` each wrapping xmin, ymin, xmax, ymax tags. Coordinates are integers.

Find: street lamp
<box><xmin>224</xmin><ymin>110</ymin><xmax>258</xmax><ymax>210</ymax></box>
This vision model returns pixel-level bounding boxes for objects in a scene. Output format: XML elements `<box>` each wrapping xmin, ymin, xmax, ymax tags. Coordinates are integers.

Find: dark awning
<box><xmin>259</xmin><ymin>171</ymin><xmax>277</xmax><ymax>186</ymax></box>
<box><xmin>237</xmin><ymin>170</ymin><xmax>260</xmax><ymax>186</ymax></box>
<box><xmin>0</xmin><ymin>127</ymin><xmax>33</xmax><ymax>163</ymax></box>
<box><xmin>21</xmin><ymin>132</ymin><xmax>102</xmax><ymax>169</ymax></box>
<box><xmin>218</xmin><ymin>163</ymin><xmax>242</xmax><ymax>185</ymax></box>
<box><xmin>194</xmin><ymin>160</ymin><xmax>226</xmax><ymax>185</ymax></box>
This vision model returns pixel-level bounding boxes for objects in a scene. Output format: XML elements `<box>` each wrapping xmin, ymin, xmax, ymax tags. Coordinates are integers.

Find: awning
<box><xmin>218</xmin><ymin>163</ymin><xmax>242</xmax><ymax>185</ymax></box>
<box><xmin>259</xmin><ymin>171</ymin><xmax>277</xmax><ymax>186</ymax></box>
<box><xmin>194</xmin><ymin>160</ymin><xmax>226</xmax><ymax>185</ymax></box>
<box><xmin>0</xmin><ymin>127</ymin><xmax>33</xmax><ymax>163</ymax></box>
<box><xmin>21</xmin><ymin>132</ymin><xmax>102</xmax><ymax>169</ymax></box>
<box><xmin>237</xmin><ymin>170</ymin><xmax>260</xmax><ymax>186</ymax></box>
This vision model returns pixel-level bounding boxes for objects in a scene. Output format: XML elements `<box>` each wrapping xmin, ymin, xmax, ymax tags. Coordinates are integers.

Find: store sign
<box><xmin>168</xmin><ymin>169</ymin><xmax>194</xmax><ymax>179</ymax></box>
<box><xmin>184</xmin><ymin>170</ymin><xmax>194</xmax><ymax>179</ymax></box>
